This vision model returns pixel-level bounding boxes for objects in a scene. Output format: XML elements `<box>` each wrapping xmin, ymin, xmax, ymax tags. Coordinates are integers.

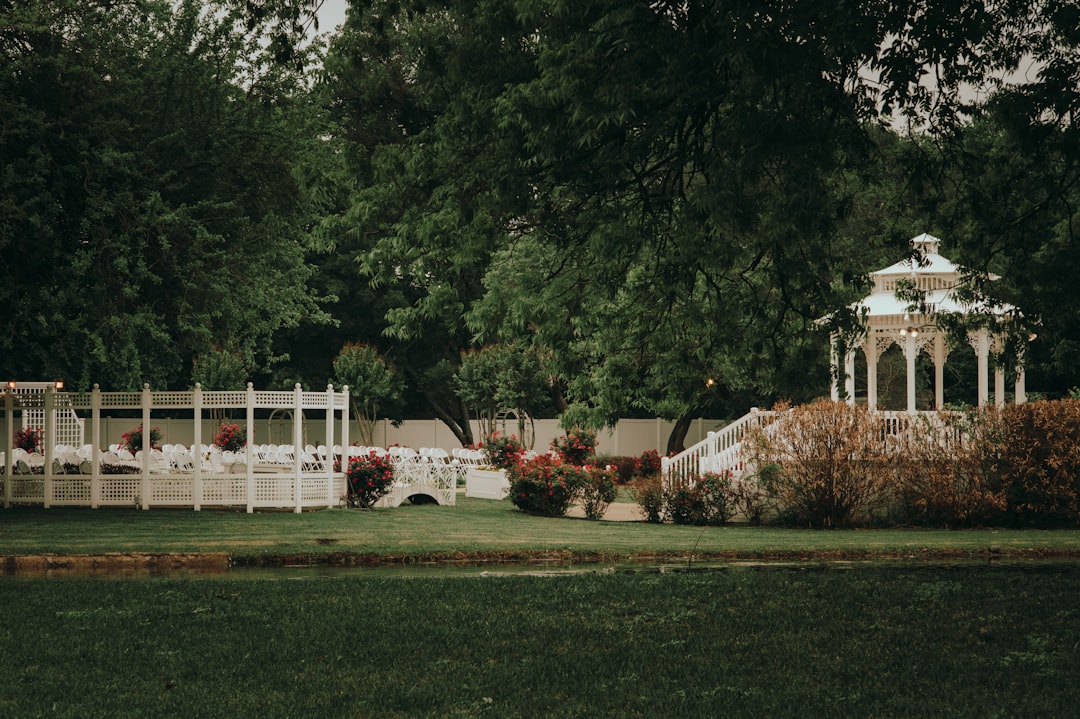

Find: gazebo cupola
<box><xmin>829</xmin><ymin>233</ymin><xmax>1026</xmax><ymax>412</ymax></box>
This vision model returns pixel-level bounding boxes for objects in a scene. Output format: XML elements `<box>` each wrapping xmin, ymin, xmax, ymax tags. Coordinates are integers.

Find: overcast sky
<box><xmin>315</xmin><ymin>0</ymin><xmax>349</xmax><ymax>36</ymax></box>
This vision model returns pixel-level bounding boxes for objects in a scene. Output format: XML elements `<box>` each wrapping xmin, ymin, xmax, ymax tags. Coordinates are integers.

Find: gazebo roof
<box><xmin>851</xmin><ymin>233</ymin><xmax>1011</xmax><ymax>321</ymax></box>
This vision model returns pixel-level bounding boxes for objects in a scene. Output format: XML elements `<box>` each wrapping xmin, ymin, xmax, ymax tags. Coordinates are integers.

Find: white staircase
<box><xmin>661</xmin><ymin>408</ymin><xmax>778</xmax><ymax>487</ymax></box>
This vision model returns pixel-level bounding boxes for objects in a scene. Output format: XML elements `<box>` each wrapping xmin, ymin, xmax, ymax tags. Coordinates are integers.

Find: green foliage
<box><xmin>634</xmin><ymin>449</ymin><xmax>662</xmax><ymax>479</ymax></box>
<box><xmin>580</xmin><ymin>466</ymin><xmax>619</xmax><ymax>520</ymax></box>
<box><xmin>478</xmin><ymin>431</ymin><xmax>525</xmax><ymax>472</ymax></box>
<box><xmin>13</xmin><ymin>426</ymin><xmax>42</xmax><ymax>453</ymax></box>
<box><xmin>0</xmin><ymin>0</ymin><xmax>328</xmax><ymax>390</ymax></box>
<box><xmin>332</xmin><ymin>343</ymin><xmax>400</xmax><ymax>446</ymax></box>
<box><xmin>454</xmin><ymin>344</ymin><xmax>549</xmax><ymax>440</ymax></box>
<box><xmin>629</xmin><ymin>473</ymin><xmax>665</xmax><ymax>524</ymax></box>
<box><xmin>343</xmin><ymin>451</ymin><xmax>396</xmax><ymax>509</ymax></box>
<box><xmin>551</xmin><ymin>428</ymin><xmax>597</xmax><ymax>466</ymax></box>
<box><xmin>665</xmin><ymin>472</ymin><xmax>736</xmax><ymax>526</ymax></box>
<box><xmin>593</xmin><ymin>454</ymin><xmax>637</xmax><ymax>484</ymax></box>
<box><xmin>508</xmin><ymin>455</ymin><xmax>587</xmax><ymax>517</ymax></box>
<box><xmin>120</xmin><ymin>425</ymin><xmax>162</xmax><ymax>454</ymax></box>
<box><xmin>192</xmin><ymin>348</ymin><xmax>251</xmax><ymax>391</ymax></box>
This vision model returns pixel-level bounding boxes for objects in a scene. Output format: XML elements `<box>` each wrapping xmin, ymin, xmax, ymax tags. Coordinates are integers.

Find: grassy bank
<box><xmin>4</xmin><ymin>497</ymin><xmax>1080</xmax><ymax>564</ymax></box>
<box><xmin>2</xmin><ymin>566</ymin><xmax>1079</xmax><ymax>718</ymax></box>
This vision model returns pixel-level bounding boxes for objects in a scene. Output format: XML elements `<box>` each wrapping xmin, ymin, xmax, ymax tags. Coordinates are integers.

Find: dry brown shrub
<box><xmin>746</xmin><ymin>400</ymin><xmax>898</xmax><ymax>527</ymax></box>
<box><xmin>992</xmin><ymin>399</ymin><xmax>1080</xmax><ymax>526</ymax></box>
<box><xmin>893</xmin><ymin>411</ymin><xmax>1007</xmax><ymax>527</ymax></box>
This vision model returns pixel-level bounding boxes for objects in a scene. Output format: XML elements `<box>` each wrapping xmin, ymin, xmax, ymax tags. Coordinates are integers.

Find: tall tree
<box><xmin>318</xmin><ymin>0</ymin><xmax>1073</xmax><ymax>442</ymax></box>
<box><xmin>0</xmin><ymin>0</ymin><xmax>329</xmax><ymax>390</ymax></box>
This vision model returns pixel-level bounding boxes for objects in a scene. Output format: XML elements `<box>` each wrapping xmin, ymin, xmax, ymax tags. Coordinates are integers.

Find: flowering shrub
<box><xmin>344</xmin><ymin>451</ymin><xmax>397</xmax><ymax>509</ymax></box>
<box><xmin>595</xmin><ymin>454</ymin><xmax>637</xmax><ymax>484</ymax></box>
<box><xmin>480</xmin><ymin>432</ymin><xmax>525</xmax><ymax>471</ymax></box>
<box><xmin>14</xmin><ymin>426</ymin><xmax>43</xmax><ymax>453</ymax></box>
<box><xmin>635</xmin><ymin>449</ymin><xmax>662</xmax><ymax>478</ymax></box>
<box><xmin>508</xmin><ymin>454</ymin><xmax>587</xmax><ymax>516</ymax></box>
<box><xmin>665</xmin><ymin>473</ymin><xmax>736</xmax><ymax>526</ymax></box>
<box><xmin>580</xmin><ymin>465</ymin><xmax>619</xmax><ymax>520</ymax></box>
<box><xmin>551</xmin><ymin>428</ymin><xmax>597</xmax><ymax>466</ymax></box>
<box><xmin>630</xmin><ymin>474</ymin><xmax>665</xmax><ymax>523</ymax></box>
<box><xmin>214</xmin><ymin>423</ymin><xmax>246</xmax><ymax>453</ymax></box>
<box><xmin>121</xmin><ymin>425</ymin><xmax>162</xmax><ymax>454</ymax></box>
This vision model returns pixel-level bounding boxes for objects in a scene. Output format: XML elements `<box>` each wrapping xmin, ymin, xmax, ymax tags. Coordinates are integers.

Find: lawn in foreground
<box><xmin>1</xmin><ymin>565</ymin><xmax>1078</xmax><ymax>718</ymax></box>
<box><xmin>3</xmin><ymin>497</ymin><xmax>1080</xmax><ymax>563</ymax></box>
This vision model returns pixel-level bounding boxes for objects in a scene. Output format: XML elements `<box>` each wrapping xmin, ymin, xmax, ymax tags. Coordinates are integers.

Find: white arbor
<box><xmin>828</xmin><ymin>234</ymin><xmax>1027</xmax><ymax>412</ymax></box>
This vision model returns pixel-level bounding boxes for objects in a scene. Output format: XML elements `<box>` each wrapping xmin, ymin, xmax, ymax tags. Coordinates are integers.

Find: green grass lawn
<box><xmin>2</xmin><ymin>566</ymin><xmax>1079</xmax><ymax>718</ymax></box>
<box><xmin>3</xmin><ymin>497</ymin><xmax>1080</xmax><ymax>564</ymax></box>
<box><xmin>3</xmin><ymin>498</ymin><xmax>1080</xmax><ymax>717</ymax></box>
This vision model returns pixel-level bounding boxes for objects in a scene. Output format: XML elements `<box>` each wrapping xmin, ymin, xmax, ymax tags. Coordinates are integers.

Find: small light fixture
<box><xmin>5</xmin><ymin>380</ymin><xmax>15</xmax><ymax>390</ymax></box>
<box><xmin>54</xmin><ymin>380</ymin><xmax>64</xmax><ymax>391</ymax></box>
<box><xmin>705</xmin><ymin>378</ymin><xmax>715</xmax><ymax>388</ymax></box>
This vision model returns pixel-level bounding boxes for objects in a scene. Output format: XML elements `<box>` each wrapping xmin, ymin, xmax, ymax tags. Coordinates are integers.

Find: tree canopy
<box><xmin>0</xmin><ymin>0</ymin><xmax>329</xmax><ymax>390</ymax></box>
<box><xmin>4</xmin><ymin>0</ymin><xmax>1080</xmax><ymax>451</ymax></box>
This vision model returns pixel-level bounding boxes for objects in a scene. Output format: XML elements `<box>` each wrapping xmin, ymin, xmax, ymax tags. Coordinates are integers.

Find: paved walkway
<box><xmin>565</xmin><ymin>501</ymin><xmax>643</xmax><ymax>522</ymax></box>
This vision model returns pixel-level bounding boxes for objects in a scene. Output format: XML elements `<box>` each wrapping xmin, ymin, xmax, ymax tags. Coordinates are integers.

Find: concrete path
<box><xmin>565</xmin><ymin>501</ymin><xmax>643</xmax><ymax>522</ymax></box>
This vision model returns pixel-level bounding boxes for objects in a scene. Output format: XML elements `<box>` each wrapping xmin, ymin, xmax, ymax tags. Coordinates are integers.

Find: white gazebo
<box><xmin>828</xmin><ymin>233</ymin><xmax>1026</xmax><ymax>412</ymax></box>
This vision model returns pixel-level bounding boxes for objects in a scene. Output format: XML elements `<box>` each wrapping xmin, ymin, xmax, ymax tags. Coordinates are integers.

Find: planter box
<box><xmin>465</xmin><ymin>467</ymin><xmax>509</xmax><ymax>500</ymax></box>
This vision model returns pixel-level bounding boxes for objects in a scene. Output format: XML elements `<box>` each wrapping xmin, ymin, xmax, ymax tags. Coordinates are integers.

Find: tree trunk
<box><xmin>665</xmin><ymin>413</ymin><xmax>694</xmax><ymax>456</ymax></box>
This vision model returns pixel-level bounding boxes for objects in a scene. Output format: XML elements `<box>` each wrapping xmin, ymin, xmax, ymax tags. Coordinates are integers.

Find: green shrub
<box><xmin>731</xmin><ymin>473</ymin><xmax>772</xmax><ymax>525</ymax></box>
<box><xmin>480</xmin><ymin>431</ymin><xmax>526</xmax><ymax>471</ymax></box>
<box><xmin>344</xmin><ymin>452</ymin><xmax>396</xmax><ymax>509</ymax></box>
<box><xmin>509</xmin><ymin>454</ymin><xmax>587</xmax><ymax>516</ymax></box>
<box><xmin>665</xmin><ymin>472</ymin><xmax>736</xmax><ymax>525</ymax></box>
<box><xmin>594</xmin><ymin>455</ymin><xmax>637</xmax><ymax>484</ymax></box>
<box><xmin>634</xmin><ymin>449</ymin><xmax>662</xmax><ymax>478</ymax></box>
<box><xmin>580</xmin><ymin>466</ymin><xmax>619</xmax><ymax>520</ymax></box>
<box><xmin>630</xmin><ymin>473</ymin><xmax>665</xmax><ymax>523</ymax></box>
<box><xmin>551</xmin><ymin>428</ymin><xmax>597</xmax><ymax>466</ymax></box>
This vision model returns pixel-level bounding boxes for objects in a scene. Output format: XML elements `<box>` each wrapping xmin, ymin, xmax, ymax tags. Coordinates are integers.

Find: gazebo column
<box><xmin>844</xmin><ymin>349</ymin><xmax>856</xmax><ymax>407</ymax></box>
<box><xmin>830</xmin><ymin>333</ymin><xmax>840</xmax><ymax>402</ymax></box>
<box><xmin>1015</xmin><ymin>368</ymin><xmax>1026</xmax><ymax>404</ymax></box>
<box><xmin>932</xmin><ymin>333</ymin><xmax>947</xmax><ymax>410</ymax></box>
<box><xmin>903</xmin><ymin>331</ymin><xmax>918</xmax><ymax>414</ymax></box>
<box><xmin>829</xmin><ymin>332</ymin><xmax>856</xmax><ymax>404</ymax></box>
<box><xmin>972</xmin><ymin>328</ymin><xmax>990</xmax><ymax>407</ymax></box>
<box><xmin>865</xmin><ymin>338</ymin><xmax>879</xmax><ymax>410</ymax></box>
<box><xmin>991</xmin><ymin>334</ymin><xmax>1007</xmax><ymax>407</ymax></box>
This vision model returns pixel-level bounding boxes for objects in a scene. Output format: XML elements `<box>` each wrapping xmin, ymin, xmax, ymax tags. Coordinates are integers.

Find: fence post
<box><xmin>140</xmin><ymin>384</ymin><xmax>151</xmax><ymax>510</ymax></box>
<box><xmin>325</xmin><ymin>384</ymin><xmax>335</xmax><ymax>508</ymax></box>
<box><xmin>293</xmin><ymin>383</ymin><xmax>303</xmax><ymax>514</ymax></box>
<box><xmin>91</xmin><ymin>385</ymin><xmax>101</xmax><ymax>509</ymax></box>
<box><xmin>193</xmin><ymin>383</ymin><xmax>202</xmax><ymax>511</ymax></box>
<box><xmin>3</xmin><ymin>384</ymin><xmax>11</xmax><ymax>508</ymax></box>
<box><xmin>246</xmin><ymin>383</ymin><xmax>255</xmax><ymax>513</ymax></box>
<box><xmin>42</xmin><ymin>384</ymin><xmax>55</xmax><ymax>508</ymax></box>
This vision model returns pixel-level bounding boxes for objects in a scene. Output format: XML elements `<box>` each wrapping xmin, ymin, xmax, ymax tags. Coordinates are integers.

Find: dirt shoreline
<box><xmin>4</xmin><ymin>546</ymin><xmax>1080</xmax><ymax>577</ymax></box>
